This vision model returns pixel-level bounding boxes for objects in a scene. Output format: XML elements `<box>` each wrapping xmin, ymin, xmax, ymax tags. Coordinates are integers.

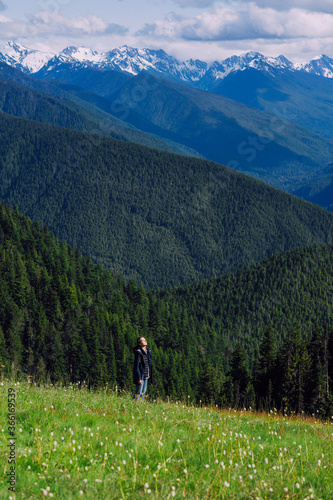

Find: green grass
<box><xmin>1</xmin><ymin>381</ymin><xmax>333</xmax><ymax>499</ymax></box>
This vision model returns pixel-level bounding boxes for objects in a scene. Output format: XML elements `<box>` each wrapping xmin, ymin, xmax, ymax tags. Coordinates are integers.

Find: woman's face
<box><xmin>139</xmin><ymin>337</ymin><xmax>148</xmax><ymax>347</ymax></box>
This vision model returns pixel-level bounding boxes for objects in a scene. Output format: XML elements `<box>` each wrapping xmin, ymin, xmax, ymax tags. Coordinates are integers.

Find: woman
<box><xmin>133</xmin><ymin>336</ymin><xmax>153</xmax><ymax>401</ymax></box>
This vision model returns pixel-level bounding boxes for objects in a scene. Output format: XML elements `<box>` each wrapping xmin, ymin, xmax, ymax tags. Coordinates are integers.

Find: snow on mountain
<box><xmin>180</xmin><ymin>59</ymin><xmax>208</xmax><ymax>82</ymax></box>
<box><xmin>294</xmin><ymin>55</ymin><xmax>333</xmax><ymax>79</ymax></box>
<box><xmin>204</xmin><ymin>52</ymin><xmax>294</xmax><ymax>82</ymax></box>
<box><xmin>1</xmin><ymin>41</ymin><xmax>333</xmax><ymax>83</ymax></box>
<box><xmin>100</xmin><ymin>46</ymin><xmax>174</xmax><ymax>75</ymax></box>
<box><xmin>34</xmin><ymin>44</ymin><xmax>209</xmax><ymax>82</ymax></box>
<box><xmin>101</xmin><ymin>46</ymin><xmax>208</xmax><ymax>81</ymax></box>
<box><xmin>58</xmin><ymin>46</ymin><xmax>102</xmax><ymax>64</ymax></box>
<box><xmin>40</xmin><ymin>46</ymin><xmax>103</xmax><ymax>73</ymax></box>
<box><xmin>0</xmin><ymin>41</ymin><xmax>54</xmax><ymax>73</ymax></box>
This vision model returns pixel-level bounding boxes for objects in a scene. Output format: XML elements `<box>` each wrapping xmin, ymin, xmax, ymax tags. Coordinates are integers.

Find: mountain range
<box><xmin>2</xmin><ymin>41</ymin><xmax>333</xmax><ymax>82</ymax></box>
<box><xmin>1</xmin><ymin>41</ymin><xmax>333</xmax><ymax>213</ymax></box>
<box><xmin>0</xmin><ymin>61</ymin><xmax>203</xmax><ymax>159</ymax></box>
<box><xmin>4</xmin><ymin>41</ymin><xmax>331</xmax><ymax>141</ymax></box>
<box><xmin>1</xmin><ymin>51</ymin><xmax>333</xmax><ymax>204</ymax></box>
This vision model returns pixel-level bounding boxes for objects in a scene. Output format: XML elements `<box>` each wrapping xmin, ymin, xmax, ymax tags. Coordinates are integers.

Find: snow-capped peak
<box><xmin>295</xmin><ymin>54</ymin><xmax>333</xmax><ymax>79</ymax></box>
<box><xmin>59</xmin><ymin>46</ymin><xmax>102</xmax><ymax>64</ymax></box>
<box><xmin>0</xmin><ymin>41</ymin><xmax>333</xmax><ymax>83</ymax></box>
<box><xmin>1</xmin><ymin>41</ymin><xmax>29</xmax><ymax>55</ymax></box>
<box><xmin>97</xmin><ymin>45</ymin><xmax>207</xmax><ymax>81</ymax></box>
<box><xmin>101</xmin><ymin>45</ymin><xmax>162</xmax><ymax>74</ymax></box>
<box><xmin>197</xmin><ymin>52</ymin><xmax>298</xmax><ymax>86</ymax></box>
<box><xmin>0</xmin><ymin>41</ymin><xmax>54</xmax><ymax>73</ymax></box>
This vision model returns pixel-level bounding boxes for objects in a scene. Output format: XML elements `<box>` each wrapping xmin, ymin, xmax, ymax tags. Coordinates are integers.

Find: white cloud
<box><xmin>253</xmin><ymin>0</ymin><xmax>333</xmax><ymax>14</ymax></box>
<box><xmin>171</xmin><ymin>0</ymin><xmax>217</xmax><ymax>7</ymax></box>
<box><xmin>138</xmin><ymin>3</ymin><xmax>333</xmax><ymax>41</ymax></box>
<box><xmin>1</xmin><ymin>0</ymin><xmax>333</xmax><ymax>64</ymax></box>
<box><xmin>0</xmin><ymin>10</ymin><xmax>128</xmax><ymax>40</ymax></box>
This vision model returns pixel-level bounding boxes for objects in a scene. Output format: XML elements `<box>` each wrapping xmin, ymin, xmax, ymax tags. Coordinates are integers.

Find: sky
<box><xmin>1</xmin><ymin>0</ymin><xmax>333</xmax><ymax>63</ymax></box>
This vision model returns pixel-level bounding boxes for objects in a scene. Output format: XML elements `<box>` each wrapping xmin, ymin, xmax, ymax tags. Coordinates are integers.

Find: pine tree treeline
<box><xmin>0</xmin><ymin>202</ymin><xmax>333</xmax><ymax>416</ymax></box>
<box><xmin>230</xmin><ymin>324</ymin><xmax>333</xmax><ymax>417</ymax></box>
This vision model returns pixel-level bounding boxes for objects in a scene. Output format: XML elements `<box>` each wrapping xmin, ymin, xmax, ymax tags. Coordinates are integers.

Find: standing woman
<box><xmin>133</xmin><ymin>337</ymin><xmax>153</xmax><ymax>401</ymax></box>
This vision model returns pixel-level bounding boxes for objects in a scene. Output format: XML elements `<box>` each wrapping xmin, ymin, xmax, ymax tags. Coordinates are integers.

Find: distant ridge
<box><xmin>1</xmin><ymin>41</ymin><xmax>333</xmax><ymax>83</ymax></box>
<box><xmin>1</xmin><ymin>44</ymin><xmax>333</xmax><ymax>210</ymax></box>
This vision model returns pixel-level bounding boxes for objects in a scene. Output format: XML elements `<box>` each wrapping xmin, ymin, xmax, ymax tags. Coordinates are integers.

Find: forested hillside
<box><xmin>163</xmin><ymin>244</ymin><xmax>333</xmax><ymax>356</ymax></box>
<box><xmin>1</xmin><ymin>203</ymin><xmax>333</xmax><ymax>415</ymax></box>
<box><xmin>294</xmin><ymin>164</ymin><xmax>333</xmax><ymax>212</ymax></box>
<box><xmin>206</xmin><ymin>68</ymin><xmax>333</xmax><ymax>141</ymax></box>
<box><xmin>4</xmin><ymin>57</ymin><xmax>333</xmax><ymax>209</ymax></box>
<box><xmin>0</xmin><ymin>62</ymin><xmax>199</xmax><ymax>158</ymax></box>
<box><xmin>107</xmin><ymin>72</ymin><xmax>333</xmax><ymax>193</ymax></box>
<box><xmin>1</xmin><ymin>111</ymin><xmax>333</xmax><ymax>288</ymax></box>
<box><xmin>0</xmin><ymin>201</ymin><xmax>205</xmax><ymax>397</ymax></box>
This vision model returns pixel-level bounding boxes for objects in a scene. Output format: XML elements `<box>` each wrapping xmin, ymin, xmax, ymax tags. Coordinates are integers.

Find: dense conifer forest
<box><xmin>162</xmin><ymin>244</ymin><xmax>333</xmax><ymax>355</ymax></box>
<box><xmin>1</xmin><ymin>111</ymin><xmax>333</xmax><ymax>289</ymax></box>
<box><xmin>0</xmin><ymin>66</ymin><xmax>199</xmax><ymax>158</ymax></box>
<box><xmin>1</xmin><ymin>202</ymin><xmax>332</xmax><ymax>416</ymax></box>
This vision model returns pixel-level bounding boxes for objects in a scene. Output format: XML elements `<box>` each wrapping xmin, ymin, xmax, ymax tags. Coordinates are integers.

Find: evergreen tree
<box><xmin>308</xmin><ymin>324</ymin><xmax>326</xmax><ymax>414</ymax></box>
<box><xmin>199</xmin><ymin>358</ymin><xmax>221</xmax><ymax>405</ymax></box>
<box><xmin>0</xmin><ymin>202</ymin><xmax>332</xmax><ymax>415</ymax></box>
<box><xmin>258</xmin><ymin>325</ymin><xmax>277</xmax><ymax>409</ymax></box>
<box><xmin>231</xmin><ymin>343</ymin><xmax>249</xmax><ymax>408</ymax></box>
<box><xmin>280</xmin><ymin>324</ymin><xmax>311</xmax><ymax>414</ymax></box>
<box><xmin>0</xmin><ymin>325</ymin><xmax>9</xmax><ymax>369</ymax></box>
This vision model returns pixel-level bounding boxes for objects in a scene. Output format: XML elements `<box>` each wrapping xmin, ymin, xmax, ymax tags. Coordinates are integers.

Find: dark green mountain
<box><xmin>0</xmin><ymin>62</ymin><xmax>200</xmax><ymax>158</ymax></box>
<box><xmin>33</xmin><ymin>63</ymin><xmax>333</xmax><ymax>195</ymax></box>
<box><xmin>108</xmin><ymin>72</ymin><xmax>333</xmax><ymax>194</ymax></box>
<box><xmin>293</xmin><ymin>164</ymin><xmax>333</xmax><ymax>212</ymax></box>
<box><xmin>0</xmin><ymin>201</ymin><xmax>199</xmax><ymax>395</ymax></box>
<box><xmin>0</xmin><ymin>78</ymin><xmax>97</xmax><ymax>131</ymax></box>
<box><xmin>163</xmin><ymin>243</ymin><xmax>333</xmax><ymax>357</ymax></box>
<box><xmin>0</xmin><ymin>111</ymin><xmax>333</xmax><ymax>288</ymax></box>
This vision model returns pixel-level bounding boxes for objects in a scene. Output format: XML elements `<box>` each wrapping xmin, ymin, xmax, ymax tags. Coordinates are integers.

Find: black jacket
<box><xmin>133</xmin><ymin>347</ymin><xmax>153</xmax><ymax>385</ymax></box>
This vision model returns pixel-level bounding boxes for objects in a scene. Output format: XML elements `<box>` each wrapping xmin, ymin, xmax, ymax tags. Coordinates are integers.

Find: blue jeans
<box><xmin>135</xmin><ymin>379</ymin><xmax>148</xmax><ymax>400</ymax></box>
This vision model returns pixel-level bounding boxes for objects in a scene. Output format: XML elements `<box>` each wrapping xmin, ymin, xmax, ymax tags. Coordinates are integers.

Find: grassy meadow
<box><xmin>1</xmin><ymin>380</ymin><xmax>333</xmax><ymax>499</ymax></box>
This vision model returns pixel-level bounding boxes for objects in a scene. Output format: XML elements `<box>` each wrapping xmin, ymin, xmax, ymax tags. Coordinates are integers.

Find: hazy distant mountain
<box><xmin>0</xmin><ymin>61</ymin><xmax>201</xmax><ymax>158</ymax></box>
<box><xmin>106</xmin><ymin>72</ymin><xmax>333</xmax><ymax>194</ymax></box>
<box><xmin>200</xmin><ymin>64</ymin><xmax>333</xmax><ymax>141</ymax></box>
<box><xmin>5</xmin><ymin>41</ymin><xmax>330</xmax><ymax>141</ymax></box>
<box><xmin>2</xmin><ymin>42</ymin><xmax>333</xmax><ymax>209</ymax></box>
<box><xmin>0</xmin><ymin>41</ymin><xmax>54</xmax><ymax>73</ymax></box>
<box><xmin>2</xmin><ymin>41</ymin><xmax>333</xmax><ymax>84</ymax></box>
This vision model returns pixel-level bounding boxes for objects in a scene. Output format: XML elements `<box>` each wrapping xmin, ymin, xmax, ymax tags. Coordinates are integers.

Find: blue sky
<box><xmin>1</xmin><ymin>0</ymin><xmax>333</xmax><ymax>62</ymax></box>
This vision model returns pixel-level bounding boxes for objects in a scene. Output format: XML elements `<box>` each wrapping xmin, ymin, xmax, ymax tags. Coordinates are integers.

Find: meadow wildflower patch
<box><xmin>0</xmin><ymin>382</ymin><xmax>332</xmax><ymax>499</ymax></box>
